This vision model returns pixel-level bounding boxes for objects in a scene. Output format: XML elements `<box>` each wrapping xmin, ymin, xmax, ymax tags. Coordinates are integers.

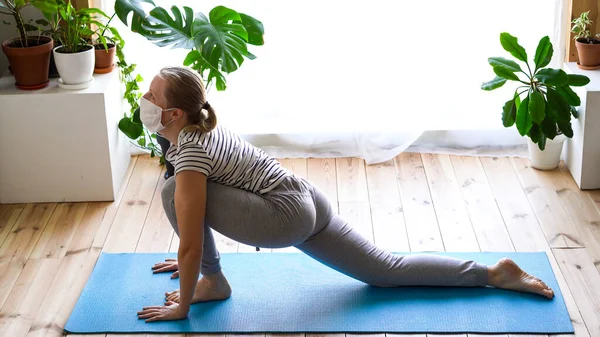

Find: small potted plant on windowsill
<box><xmin>1</xmin><ymin>0</ymin><xmax>53</xmax><ymax>90</ymax></box>
<box><xmin>571</xmin><ymin>10</ymin><xmax>600</xmax><ymax>70</ymax></box>
<box><xmin>482</xmin><ymin>33</ymin><xmax>590</xmax><ymax>170</ymax></box>
<box><xmin>51</xmin><ymin>0</ymin><xmax>109</xmax><ymax>89</ymax></box>
<box><xmin>93</xmin><ymin>13</ymin><xmax>120</xmax><ymax>74</ymax></box>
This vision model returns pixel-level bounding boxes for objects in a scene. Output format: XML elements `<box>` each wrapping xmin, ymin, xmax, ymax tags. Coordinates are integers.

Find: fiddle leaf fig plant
<box><xmin>482</xmin><ymin>33</ymin><xmax>590</xmax><ymax>151</ymax></box>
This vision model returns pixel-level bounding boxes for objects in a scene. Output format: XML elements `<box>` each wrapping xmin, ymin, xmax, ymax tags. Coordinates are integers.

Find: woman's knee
<box><xmin>161</xmin><ymin>176</ymin><xmax>179</xmax><ymax>234</ymax></box>
<box><xmin>161</xmin><ymin>176</ymin><xmax>176</xmax><ymax>208</ymax></box>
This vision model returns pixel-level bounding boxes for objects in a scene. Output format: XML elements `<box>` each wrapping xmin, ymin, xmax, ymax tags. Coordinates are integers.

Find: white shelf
<box><xmin>0</xmin><ymin>71</ymin><xmax>131</xmax><ymax>203</ymax></box>
<box><xmin>563</xmin><ymin>62</ymin><xmax>600</xmax><ymax>189</ymax></box>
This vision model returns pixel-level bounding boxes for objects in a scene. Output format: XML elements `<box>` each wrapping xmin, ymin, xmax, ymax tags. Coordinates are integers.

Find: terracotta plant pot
<box><xmin>575</xmin><ymin>38</ymin><xmax>600</xmax><ymax>68</ymax></box>
<box><xmin>94</xmin><ymin>43</ymin><xmax>116</xmax><ymax>73</ymax></box>
<box><xmin>1</xmin><ymin>36</ymin><xmax>53</xmax><ymax>90</ymax></box>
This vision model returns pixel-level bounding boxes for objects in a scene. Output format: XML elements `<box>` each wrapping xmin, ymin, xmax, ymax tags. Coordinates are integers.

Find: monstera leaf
<box><xmin>114</xmin><ymin>0</ymin><xmax>155</xmax><ymax>35</ymax></box>
<box><xmin>114</xmin><ymin>0</ymin><xmax>264</xmax><ymax>91</ymax></box>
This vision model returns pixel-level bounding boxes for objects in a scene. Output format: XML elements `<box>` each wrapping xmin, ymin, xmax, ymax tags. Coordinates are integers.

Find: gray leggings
<box><xmin>161</xmin><ymin>174</ymin><xmax>488</xmax><ymax>287</ymax></box>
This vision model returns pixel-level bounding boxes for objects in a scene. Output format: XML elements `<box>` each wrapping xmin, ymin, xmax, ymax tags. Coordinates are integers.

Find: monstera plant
<box><xmin>114</xmin><ymin>0</ymin><xmax>264</xmax><ymax>164</ymax></box>
<box><xmin>482</xmin><ymin>33</ymin><xmax>590</xmax><ymax>170</ymax></box>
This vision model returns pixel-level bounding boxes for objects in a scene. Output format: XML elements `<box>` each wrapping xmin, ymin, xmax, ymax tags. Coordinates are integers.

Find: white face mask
<box><xmin>140</xmin><ymin>97</ymin><xmax>176</xmax><ymax>133</ymax></box>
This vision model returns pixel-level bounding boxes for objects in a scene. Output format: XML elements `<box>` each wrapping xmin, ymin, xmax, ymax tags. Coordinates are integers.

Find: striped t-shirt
<box><xmin>165</xmin><ymin>124</ymin><xmax>291</xmax><ymax>194</ymax></box>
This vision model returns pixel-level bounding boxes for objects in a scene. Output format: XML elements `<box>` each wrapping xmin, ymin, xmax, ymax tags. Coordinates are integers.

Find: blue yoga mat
<box><xmin>65</xmin><ymin>251</ymin><xmax>573</xmax><ymax>334</ymax></box>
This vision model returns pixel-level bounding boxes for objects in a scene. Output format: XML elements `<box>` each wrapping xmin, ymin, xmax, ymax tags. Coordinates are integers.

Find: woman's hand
<box><xmin>152</xmin><ymin>258</ymin><xmax>179</xmax><ymax>279</ymax></box>
<box><xmin>138</xmin><ymin>301</ymin><xmax>188</xmax><ymax>322</ymax></box>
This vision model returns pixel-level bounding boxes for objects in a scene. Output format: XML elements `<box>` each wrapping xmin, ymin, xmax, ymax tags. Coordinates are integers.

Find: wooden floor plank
<box><xmin>0</xmin><ymin>257</ymin><xmax>26</xmax><ymax>310</ymax></box>
<box><xmin>67</xmin><ymin>202</ymin><xmax>108</xmax><ymax>256</ymax></box>
<box><xmin>394</xmin><ymin>153</ymin><xmax>443</xmax><ymax>252</ymax></box>
<box><xmin>27</xmin><ymin>248</ymin><xmax>100</xmax><ymax>337</ymax></box>
<box><xmin>0</xmin><ymin>203</ymin><xmax>57</xmax><ymax>260</ymax></box>
<box><xmin>307</xmin><ymin>158</ymin><xmax>338</xmax><ymax>212</ymax></box>
<box><xmin>30</xmin><ymin>202</ymin><xmax>88</xmax><ymax>259</ymax></box>
<box><xmin>553</xmin><ymin>248</ymin><xmax>600</xmax><ymax>337</ymax></box>
<box><xmin>0</xmin><ymin>204</ymin><xmax>25</xmax><ymax>250</ymax></box>
<box><xmin>548</xmin><ymin>163</ymin><xmax>600</xmax><ymax>272</ymax></box>
<box><xmin>450</xmin><ymin>156</ymin><xmax>514</xmax><ymax>251</ymax></box>
<box><xmin>365</xmin><ymin>160</ymin><xmax>410</xmax><ymax>252</ymax></box>
<box><xmin>91</xmin><ymin>155</ymin><xmax>138</xmax><ymax>249</ymax></box>
<box><xmin>136</xmin><ymin>168</ymin><xmax>174</xmax><ymax>253</ymax></box>
<box><xmin>480</xmin><ymin>157</ymin><xmax>549</xmax><ymax>252</ymax></box>
<box><xmin>336</xmin><ymin>158</ymin><xmax>374</xmax><ymax>242</ymax></box>
<box><xmin>511</xmin><ymin>158</ymin><xmax>582</xmax><ymax>248</ymax></box>
<box><xmin>102</xmin><ymin>155</ymin><xmax>163</xmax><ymax>253</ymax></box>
<box><xmin>422</xmin><ymin>154</ymin><xmax>479</xmax><ymax>252</ymax></box>
<box><xmin>0</xmin><ymin>258</ymin><xmax>61</xmax><ymax>337</ymax></box>
<box><xmin>482</xmin><ymin>157</ymin><xmax>581</xmax><ymax>336</ymax></box>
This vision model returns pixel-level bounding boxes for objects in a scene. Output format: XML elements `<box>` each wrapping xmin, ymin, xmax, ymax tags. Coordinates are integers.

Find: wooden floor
<box><xmin>1</xmin><ymin>153</ymin><xmax>600</xmax><ymax>337</ymax></box>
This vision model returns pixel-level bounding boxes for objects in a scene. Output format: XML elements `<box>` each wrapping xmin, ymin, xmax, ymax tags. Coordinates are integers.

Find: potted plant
<box><xmin>1</xmin><ymin>0</ymin><xmax>53</xmax><ymax>90</ymax></box>
<box><xmin>114</xmin><ymin>0</ymin><xmax>265</xmax><ymax>173</ymax></box>
<box><xmin>30</xmin><ymin>0</ymin><xmax>65</xmax><ymax>78</ymax></box>
<box><xmin>571</xmin><ymin>10</ymin><xmax>600</xmax><ymax>69</ymax></box>
<box><xmin>51</xmin><ymin>0</ymin><xmax>108</xmax><ymax>89</ymax></box>
<box><xmin>482</xmin><ymin>33</ymin><xmax>590</xmax><ymax>170</ymax></box>
<box><xmin>93</xmin><ymin>13</ymin><xmax>120</xmax><ymax>73</ymax></box>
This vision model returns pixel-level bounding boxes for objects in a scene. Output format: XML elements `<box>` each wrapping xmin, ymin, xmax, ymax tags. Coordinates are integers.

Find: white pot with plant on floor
<box><xmin>481</xmin><ymin>32</ymin><xmax>590</xmax><ymax>170</ymax></box>
<box><xmin>52</xmin><ymin>1</ymin><xmax>110</xmax><ymax>89</ymax></box>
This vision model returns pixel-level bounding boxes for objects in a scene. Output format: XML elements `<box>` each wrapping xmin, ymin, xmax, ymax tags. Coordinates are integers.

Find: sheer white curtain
<box><xmin>100</xmin><ymin>0</ymin><xmax>567</xmax><ymax>163</ymax></box>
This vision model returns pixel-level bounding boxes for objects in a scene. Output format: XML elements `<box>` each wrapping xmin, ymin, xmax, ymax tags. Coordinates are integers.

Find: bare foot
<box><xmin>165</xmin><ymin>271</ymin><xmax>232</xmax><ymax>304</ymax></box>
<box><xmin>488</xmin><ymin>258</ymin><xmax>554</xmax><ymax>299</ymax></box>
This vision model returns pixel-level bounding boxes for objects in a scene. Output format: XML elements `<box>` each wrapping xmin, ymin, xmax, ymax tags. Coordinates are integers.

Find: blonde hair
<box><xmin>158</xmin><ymin>66</ymin><xmax>217</xmax><ymax>133</ymax></box>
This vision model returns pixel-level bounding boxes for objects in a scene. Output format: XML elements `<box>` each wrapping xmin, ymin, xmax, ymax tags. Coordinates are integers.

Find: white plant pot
<box><xmin>53</xmin><ymin>45</ymin><xmax>95</xmax><ymax>86</ymax></box>
<box><xmin>527</xmin><ymin>134</ymin><xmax>567</xmax><ymax>170</ymax></box>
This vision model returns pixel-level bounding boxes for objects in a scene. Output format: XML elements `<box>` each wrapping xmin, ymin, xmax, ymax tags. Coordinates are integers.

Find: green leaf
<box><xmin>567</xmin><ymin>74</ymin><xmax>590</xmax><ymax>86</ymax></box>
<box><xmin>238</xmin><ymin>13</ymin><xmax>264</xmax><ymax>46</ymax></box>
<box><xmin>557</xmin><ymin>120</ymin><xmax>574</xmax><ymax>138</ymax></box>
<box><xmin>534</xmin><ymin>36</ymin><xmax>553</xmax><ymax>70</ymax></box>
<box><xmin>500</xmin><ymin>32</ymin><xmax>528</xmax><ymax>62</ymax></box>
<box><xmin>137</xmin><ymin>137</ymin><xmax>146</xmax><ymax>147</ymax></box>
<box><xmin>142</xmin><ymin>5</ymin><xmax>195</xmax><ymax>48</ymax></box>
<box><xmin>529</xmin><ymin>91</ymin><xmax>546</xmax><ymax>124</ymax></box>
<box><xmin>538</xmin><ymin>134</ymin><xmax>547</xmax><ymax>151</ymax></box>
<box><xmin>556</xmin><ymin>85</ymin><xmax>581</xmax><ymax>106</ymax></box>
<box><xmin>118</xmin><ymin>117</ymin><xmax>144</xmax><ymax>139</ymax></box>
<box><xmin>36</xmin><ymin>19</ymin><xmax>49</xmax><ymax>26</ymax></box>
<box><xmin>502</xmin><ymin>99</ymin><xmax>517</xmax><ymax>127</ymax></box>
<box><xmin>133</xmin><ymin>107</ymin><xmax>142</xmax><ymax>124</ymax></box>
<box><xmin>488</xmin><ymin>57</ymin><xmax>522</xmax><ymax>73</ymax></box>
<box><xmin>79</xmin><ymin>7</ymin><xmax>110</xmax><ymax>19</ymax></box>
<box><xmin>481</xmin><ymin>76</ymin><xmax>506</xmax><ymax>91</ymax></box>
<box><xmin>516</xmin><ymin>96</ymin><xmax>533</xmax><ymax>136</ymax></box>
<box><xmin>23</xmin><ymin>23</ymin><xmax>38</xmax><ymax>31</ymax></box>
<box><xmin>546</xmin><ymin>87</ymin><xmax>571</xmax><ymax>121</ymax></box>
<box><xmin>571</xmin><ymin>106</ymin><xmax>579</xmax><ymax>118</ymax></box>
<box><xmin>114</xmin><ymin>0</ymin><xmax>155</xmax><ymax>33</ymax></box>
<box><xmin>183</xmin><ymin>49</ymin><xmax>228</xmax><ymax>90</ymax></box>
<box><xmin>535</xmin><ymin>68</ymin><xmax>568</xmax><ymax>86</ymax></box>
<box><xmin>193</xmin><ymin>6</ymin><xmax>249</xmax><ymax>73</ymax></box>
<box><xmin>528</xmin><ymin>123</ymin><xmax>541</xmax><ymax>144</ymax></box>
<box><xmin>541</xmin><ymin>102</ymin><xmax>558</xmax><ymax>139</ymax></box>
<box><xmin>493</xmin><ymin>67</ymin><xmax>520</xmax><ymax>81</ymax></box>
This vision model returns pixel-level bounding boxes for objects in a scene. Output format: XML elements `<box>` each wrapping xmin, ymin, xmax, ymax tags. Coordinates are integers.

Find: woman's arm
<box><xmin>174</xmin><ymin>170</ymin><xmax>208</xmax><ymax>313</ymax></box>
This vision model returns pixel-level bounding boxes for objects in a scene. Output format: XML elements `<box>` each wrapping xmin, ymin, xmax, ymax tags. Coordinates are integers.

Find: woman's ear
<box><xmin>173</xmin><ymin>108</ymin><xmax>185</xmax><ymax>120</ymax></box>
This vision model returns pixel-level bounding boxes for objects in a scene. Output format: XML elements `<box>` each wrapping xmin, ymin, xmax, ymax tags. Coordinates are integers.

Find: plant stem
<box><xmin>13</xmin><ymin>6</ymin><xmax>28</xmax><ymax>47</ymax></box>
